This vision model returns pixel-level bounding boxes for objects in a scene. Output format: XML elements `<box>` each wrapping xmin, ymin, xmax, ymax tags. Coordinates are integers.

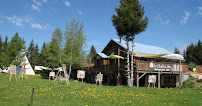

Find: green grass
<box><xmin>0</xmin><ymin>73</ymin><xmax>201</xmax><ymax>106</ymax></box>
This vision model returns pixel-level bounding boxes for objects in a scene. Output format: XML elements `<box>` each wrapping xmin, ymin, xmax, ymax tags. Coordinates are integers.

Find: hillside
<box><xmin>0</xmin><ymin>73</ymin><xmax>201</xmax><ymax>106</ymax></box>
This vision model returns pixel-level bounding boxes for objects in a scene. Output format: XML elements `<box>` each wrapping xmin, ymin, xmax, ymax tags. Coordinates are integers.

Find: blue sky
<box><xmin>0</xmin><ymin>0</ymin><xmax>202</xmax><ymax>54</ymax></box>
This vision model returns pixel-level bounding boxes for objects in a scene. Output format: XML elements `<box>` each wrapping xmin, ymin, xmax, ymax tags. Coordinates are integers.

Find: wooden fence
<box><xmin>196</xmin><ymin>65</ymin><xmax>202</xmax><ymax>73</ymax></box>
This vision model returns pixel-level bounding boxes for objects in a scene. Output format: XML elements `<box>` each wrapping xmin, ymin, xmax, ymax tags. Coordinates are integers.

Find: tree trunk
<box><xmin>126</xmin><ymin>40</ymin><xmax>132</xmax><ymax>87</ymax></box>
<box><xmin>130</xmin><ymin>38</ymin><xmax>134</xmax><ymax>86</ymax></box>
<box><xmin>68</xmin><ymin>63</ymin><xmax>72</xmax><ymax>79</ymax></box>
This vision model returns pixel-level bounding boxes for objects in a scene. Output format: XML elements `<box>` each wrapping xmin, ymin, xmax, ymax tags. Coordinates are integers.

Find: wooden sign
<box><xmin>10</xmin><ymin>65</ymin><xmax>16</xmax><ymax>74</ymax></box>
<box><xmin>49</xmin><ymin>72</ymin><xmax>55</xmax><ymax>76</ymax></box>
<box><xmin>95</xmin><ymin>72</ymin><xmax>103</xmax><ymax>85</ymax></box>
<box><xmin>9</xmin><ymin>65</ymin><xmax>17</xmax><ymax>81</ymax></box>
<box><xmin>148</xmin><ymin>75</ymin><xmax>156</xmax><ymax>83</ymax></box>
<box><xmin>49</xmin><ymin>71</ymin><xmax>55</xmax><ymax>80</ymax></box>
<box><xmin>77</xmin><ymin>70</ymin><xmax>85</xmax><ymax>79</ymax></box>
<box><xmin>150</xmin><ymin>62</ymin><xmax>182</xmax><ymax>72</ymax></box>
<box><xmin>19</xmin><ymin>62</ymin><xmax>27</xmax><ymax>80</ymax></box>
<box><xmin>148</xmin><ymin>75</ymin><xmax>156</xmax><ymax>87</ymax></box>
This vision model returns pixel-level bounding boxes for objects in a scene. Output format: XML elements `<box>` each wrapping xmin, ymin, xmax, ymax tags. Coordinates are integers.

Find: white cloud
<box><xmin>64</xmin><ymin>1</ymin><xmax>70</xmax><ymax>7</ymax></box>
<box><xmin>31</xmin><ymin>23</ymin><xmax>43</xmax><ymax>30</ymax></box>
<box><xmin>88</xmin><ymin>40</ymin><xmax>102</xmax><ymax>46</ymax></box>
<box><xmin>41</xmin><ymin>0</ymin><xmax>47</xmax><ymax>3</ymax></box>
<box><xmin>31</xmin><ymin>23</ymin><xmax>52</xmax><ymax>30</ymax></box>
<box><xmin>155</xmin><ymin>14</ymin><xmax>170</xmax><ymax>24</ymax></box>
<box><xmin>5</xmin><ymin>15</ymin><xmax>23</xmax><ymax>26</ymax></box>
<box><xmin>77</xmin><ymin>10</ymin><xmax>82</xmax><ymax>15</ymax></box>
<box><xmin>180</xmin><ymin>11</ymin><xmax>190</xmax><ymax>24</ymax></box>
<box><xmin>33</xmin><ymin>0</ymin><xmax>42</xmax><ymax>6</ymax></box>
<box><xmin>197</xmin><ymin>6</ymin><xmax>202</xmax><ymax>17</ymax></box>
<box><xmin>32</xmin><ymin>4</ymin><xmax>40</xmax><ymax>11</ymax></box>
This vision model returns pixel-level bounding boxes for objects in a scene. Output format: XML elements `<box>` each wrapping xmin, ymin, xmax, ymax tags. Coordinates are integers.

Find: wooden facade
<box><xmin>86</xmin><ymin>39</ymin><xmax>193</xmax><ymax>87</ymax></box>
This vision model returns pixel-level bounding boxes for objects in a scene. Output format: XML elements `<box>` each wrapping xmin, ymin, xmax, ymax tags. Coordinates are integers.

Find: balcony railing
<box><xmin>87</xmin><ymin>61</ymin><xmax>202</xmax><ymax>74</ymax></box>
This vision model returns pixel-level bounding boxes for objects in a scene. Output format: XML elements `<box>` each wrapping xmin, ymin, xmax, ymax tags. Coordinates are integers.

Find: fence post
<box><xmin>31</xmin><ymin>88</ymin><xmax>35</xmax><ymax>105</ymax></box>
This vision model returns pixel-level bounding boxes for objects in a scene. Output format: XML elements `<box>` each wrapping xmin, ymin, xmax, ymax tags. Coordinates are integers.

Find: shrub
<box><xmin>189</xmin><ymin>62</ymin><xmax>196</xmax><ymax>70</ymax></box>
<box><xmin>40</xmin><ymin>69</ymin><xmax>51</xmax><ymax>78</ymax></box>
<box><xmin>197</xmin><ymin>79</ymin><xmax>202</xmax><ymax>83</ymax></box>
<box><xmin>181</xmin><ymin>77</ymin><xmax>195</xmax><ymax>88</ymax></box>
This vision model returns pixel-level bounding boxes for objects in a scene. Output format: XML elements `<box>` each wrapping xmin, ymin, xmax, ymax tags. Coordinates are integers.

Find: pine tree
<box><xmin>31</xmin><ymin>44</ymin><xmax>40</xmax><ymax>67</ymax></box>
<box><xmin>45</xmin><ymin>29</ymin><xmax>61</xmax><ymax>68</ymax></box>
<box><xmin>52</xmin><ymin>28</ymin><xmax>63</xmax><ymax>64</ymax></box>
<box><xmin>2</xmin><ymin>36</ymin><xmax>8</xmax><ymax>52</ymax></box>
<box><xmin>0</xmin><ymin>35</ymin><xmax>3</xmax><ymax>67</ymax></box>
<box><xmin>112</xmin><ymin>0</ymin><xmax>148</xmax><ymax>86</ymax></box>
<box><xmin>196</xmin><ymin>40</ymin><xmax>202</xmax><ymax>65</ymax></box>
<box><xmin>2</xmin><ymin>33</ymin><xmax>24</xmax><ymax>66</ymax></box>
<box><xmin>41</xmin><ymin>42</ymin><xmax>47</xmax><ymax>66</ymax></box>
<box><xmin>174</xmin><ymin>48</ymin><xmax>180</xmax><ymax>54</ymax></box>
<box><xmin>183</xmin><ymin>40</ymin><xmax>202</xmax><ymax>65</ymax></box>
<box><xmin>88</xmin><ymin>45</ymin><xmax>97</xmax><ymax>63</ymax></box>
<box><xmin>28</xmin><ymin>39</ymin><xmax>35</xmax><ymax>67</ymax></box>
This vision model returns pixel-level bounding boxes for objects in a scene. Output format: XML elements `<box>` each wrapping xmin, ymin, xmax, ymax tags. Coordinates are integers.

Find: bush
<box><xmin>197</xmin><ymin>79</ymin><xmax>202</xmax><ymax>83</ymax></box>
<box><xmin>40</xmin><ymin>69</ymin><xmax>51</xmax><ymax>78</ymax></box>
<box><xmin>189</xmin><ymin>62</ymin><xmax>196</xmax><ymax>69</ymax></box>
<box><xmin>181</xmin><ymin>77</ymin><xmax>195</xmax><ymax>88</ymax></box>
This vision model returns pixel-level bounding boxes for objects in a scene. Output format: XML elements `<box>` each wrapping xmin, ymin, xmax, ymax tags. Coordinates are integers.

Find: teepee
<box><xmin>23</xmin><ymin>53</ymin><xmax>35</xmax><ymax>75</ymax></box>
<box><xmin>7</xmin><ymin>49</ymin><xmax>35</xmax><ymax>75</ymax></box>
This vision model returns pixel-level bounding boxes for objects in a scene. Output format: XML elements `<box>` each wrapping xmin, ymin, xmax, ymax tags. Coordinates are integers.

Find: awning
<box><xmin>165</xmin><ymin>54</ymin><xmax>184</xmax><ymax>60</ymax></box>
<box><xmin>108</xmin><ymin>55</ymin><xmax>124</xmax><ymax>59</ymax></box>
<box><xmin>134</xmin><ymin>52</ymin><xmax>168</xmax><ymax>58</ymax></box>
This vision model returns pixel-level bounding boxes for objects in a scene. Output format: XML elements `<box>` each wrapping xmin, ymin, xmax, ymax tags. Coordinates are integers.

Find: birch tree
<box><xmin>63</xmin><ymin>18</ymin><xmax>86</xmax><ymax>79</ymax></box>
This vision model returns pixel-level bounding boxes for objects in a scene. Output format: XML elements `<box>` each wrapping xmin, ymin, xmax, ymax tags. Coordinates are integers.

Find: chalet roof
<box><xmin>112</xmin><ymin>38</ymin><xmax>171</xmax><ymax>55</ymax></box>
<box><xmin>98</xmin><ymin>53</ymin><xmax>108</xmax><ymax>58</ymax></box>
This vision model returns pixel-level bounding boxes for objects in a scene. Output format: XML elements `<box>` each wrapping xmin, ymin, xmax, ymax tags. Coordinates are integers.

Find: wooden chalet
<box><xmin>86</xmin><ymin>39</ymin><xmax>198</xmax><ymax>88</ymax></box>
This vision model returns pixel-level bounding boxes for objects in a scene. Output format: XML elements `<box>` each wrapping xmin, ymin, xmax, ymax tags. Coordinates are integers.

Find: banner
<box><xmin>149</xmin><ymin>62</ymin><xmax>182</xmax><ymax>71</ymax></box>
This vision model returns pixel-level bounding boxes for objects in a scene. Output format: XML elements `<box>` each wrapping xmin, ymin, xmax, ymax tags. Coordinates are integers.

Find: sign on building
<box><xmin>149</xmin><ymin>62</ymin><xmax>182</xmax><ymax>72</ymax></box>
<box><xmin>77</xmin><ymin>70</ymin><xmax>85</xmax><ymax>82</ymax></box>
<box><xmin>148</xmin><ymin>75</ymin><xmax>156</xmax><ymax>83</ymax></box>
<box><xmin>95</xmin><ymin>72</ymin><xmax>103</xmax><ymax>85</ymax></box>
<box><xmin>148</xmin><ymin>75</ymin><xmax>156</xmax><ymax>87</ymax></box>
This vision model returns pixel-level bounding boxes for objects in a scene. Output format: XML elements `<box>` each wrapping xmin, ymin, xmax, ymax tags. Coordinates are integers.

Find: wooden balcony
<box><xmin>88</xmin><ymin>61</ymin><xmax>202</xmax><ymax>74</ymax></box>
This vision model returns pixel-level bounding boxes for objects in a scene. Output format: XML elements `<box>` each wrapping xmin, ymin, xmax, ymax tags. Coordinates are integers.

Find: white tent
<box><xmin>34</xmin><ymin>66</ymin><xmax>52</xmax><ymax>71</ymax></box>
<box><xmin>23</xmin><ymin>54</ymin><xmax>35</xmax><ymax>75</ymax></box>
<box><xmin>2</xmin><ymin>67</ymin><xmax>10</xmax><ymax>73</ymax></box>
<box><xmin>7</xmin><ymin>51</ymin><xmax>35</xmax><ymax>75</ymax></box>
<box><xmin>165</xmin><ymin>54</ymin><xmax>184</xmax><ymax>60</ymax></box>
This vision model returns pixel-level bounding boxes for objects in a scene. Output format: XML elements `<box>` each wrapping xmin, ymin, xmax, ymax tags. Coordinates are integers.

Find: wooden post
<box><xmin>117</xmin><ymin>48</ymin><xmax>120</xmax><ymax>85</ymax></box>
<box><xmin>31</xmin><ymin>88</ymin><xmax>34</xmax><ymax>105</ymax></box>
<box><xmin>179</xmin><ymin>52</ymin><xmax>182</xmax><ymax>87</ymax></box>
<box><xmin>107</xmin><ymin>74</ymin><xmax>110</xmax><ymax>85</ymax></box>
<box><xmin>158</xmin><ymin>72</ymin><xmax>160</xmax><ymax>88</ymax></box>
<box><xmin>137</xmin><ymin>72</ymin><xmax>139</xmax><ymax>87</ymax></box>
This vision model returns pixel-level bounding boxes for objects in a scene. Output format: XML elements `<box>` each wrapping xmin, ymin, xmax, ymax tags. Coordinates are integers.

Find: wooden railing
<box><xmin>87</xmin><ymin>65</ymin><xmax>125</xmax><ymax>74</ymax></box>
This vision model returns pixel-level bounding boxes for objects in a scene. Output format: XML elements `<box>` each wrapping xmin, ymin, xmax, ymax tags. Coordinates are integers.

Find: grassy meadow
<box><xmin>0</xmin><ymin>73</ymin><xmax>201</xmax><ymax>106</ymax></box>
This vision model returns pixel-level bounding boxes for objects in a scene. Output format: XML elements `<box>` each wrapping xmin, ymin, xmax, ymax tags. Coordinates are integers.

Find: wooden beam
<box><xmin>137</xmin><ymin>73</ymin><xmax>139</xmax><ymax>87</ymax></box>
<box><xmin>138</xmin><ymin>72</ymin><xmax>147</xmax><ymax>80</ymax></box>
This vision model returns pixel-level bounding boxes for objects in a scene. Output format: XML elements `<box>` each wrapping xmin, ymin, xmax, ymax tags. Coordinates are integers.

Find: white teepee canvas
<box><xmin>23</xmin><ymin>54</ymin><xmax>35</xmax><ymax>75</ymax></box>
<box><xmin>7</xmin><ymin>50</ymin><xmax>35</xmax><ymax>75</ymax></box>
